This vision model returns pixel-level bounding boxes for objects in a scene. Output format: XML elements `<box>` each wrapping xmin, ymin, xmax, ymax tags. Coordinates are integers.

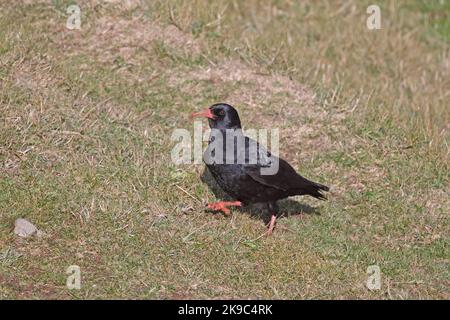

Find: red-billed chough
<box><xmin>191</xmin><ymin>103</ymin><xmax>329</xmax><ymax>235</ymax></box>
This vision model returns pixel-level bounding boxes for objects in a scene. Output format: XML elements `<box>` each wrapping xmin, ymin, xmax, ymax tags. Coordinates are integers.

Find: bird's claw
<box><xmin>206</xmin><ymin>201</ymin><xmax>242</xmax><ymax>216</ymax></box>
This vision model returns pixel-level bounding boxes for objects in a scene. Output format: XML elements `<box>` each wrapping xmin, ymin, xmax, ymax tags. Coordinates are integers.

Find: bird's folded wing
<box><xmin>241</xmin><ymin>136</ymin><xmax>312</xmax><ymax>191</ymax></box>
<box><xmin>243</xmin><ymin>156</ymin><xmax>308</xmax><ymax>191</ymax></box>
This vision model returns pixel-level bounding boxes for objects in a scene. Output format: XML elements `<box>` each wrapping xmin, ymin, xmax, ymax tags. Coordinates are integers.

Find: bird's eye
<box><xmin>219</xmin><ymin>110</ymin><xmax>225</xmax><ymax>116</ymax></box>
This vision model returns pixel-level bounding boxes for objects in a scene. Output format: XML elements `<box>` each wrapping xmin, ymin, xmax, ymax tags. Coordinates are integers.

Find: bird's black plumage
<box><xmin>201</xmin><ymin>103</ymin><xmax>329</xmax><ymax>209</ymax></box>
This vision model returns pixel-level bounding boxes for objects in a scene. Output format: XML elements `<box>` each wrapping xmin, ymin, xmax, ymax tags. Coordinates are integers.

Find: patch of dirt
<box><xmin>9</xmin><ymin>57</ymin><xmax>60</xmax><ymax>92</ymax></box>
<box><xmin>103</xmin><ymin>0</ymin><xmax>142</xmax><ymax>10</ymax></box>
<box><xmin>171</xmin><ymin>59</ymin><xmax>344</xmax><ymax>162</ymax></box>
<box><xmin>58</xmin><ymin>15</ymin><xmax>201</xmax><ymax>65</ymax></box>
<box><xmin>186</xmin><ymin>59</ymin><xmax>315</xmax><ymax>106</ymax></box>
<box><xmin>19</xmin><ymin>0</ymin><xmax>52</xmax><ymax>4</ymax></box>
<box><xmin>172</xmin><ymin>59</ymin><xmax>316</xmax><ymax>115</ymax></box>
<box><xmin>0</xmin><ymin>269</ymin><xmax>69</xmax><ymax>299</ymax></box>
<box><xmin>20</xmin><ymin>0</ymin><xmax>142</xmax><ymax>9</ymax></box>
<box><xmin>422</xmin><ymin>189</ymin><xmax>449</xmax><ymax>215</ymax></box>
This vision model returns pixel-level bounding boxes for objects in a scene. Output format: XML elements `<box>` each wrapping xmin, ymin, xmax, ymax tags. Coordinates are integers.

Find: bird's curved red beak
<box><xmin>190</xmin><ymin>108</ymin><xmax>216</xmax><ymax>120</ymax></box>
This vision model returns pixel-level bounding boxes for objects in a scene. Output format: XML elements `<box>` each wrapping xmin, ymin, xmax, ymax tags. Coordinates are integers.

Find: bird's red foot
<box><xmin>207</xmin><ymin>201</ymin><xmax>242</xmax><ymax>216</ymax></box>
<box><xmin>266</xmin><ymin>214</ymin><xmax>277</xmax><ymax>235</ymax></box>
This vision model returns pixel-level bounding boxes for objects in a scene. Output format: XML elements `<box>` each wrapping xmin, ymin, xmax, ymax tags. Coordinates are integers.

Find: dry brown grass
<box><xmin>0</xmin><ymin>0</ymin><xmax>448</xmax><ymax>299</ymax></box>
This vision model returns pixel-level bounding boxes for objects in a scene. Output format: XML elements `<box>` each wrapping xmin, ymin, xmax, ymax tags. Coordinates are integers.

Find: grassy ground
<box><xmin>0</xmin><ymin>0</ymin><xmax>448</xmax><ymax>299</ymax></box>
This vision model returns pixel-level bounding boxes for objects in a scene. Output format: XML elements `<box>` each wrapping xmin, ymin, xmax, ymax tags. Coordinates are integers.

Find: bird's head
<box><xmin>191</xmin><ymin>103</ymin><xmax>242</xmax><ymax>129</ymax></box>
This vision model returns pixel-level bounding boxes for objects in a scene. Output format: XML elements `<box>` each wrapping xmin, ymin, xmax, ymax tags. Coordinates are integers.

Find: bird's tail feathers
<box><xmin>299</xmin><ymin>181</ymin><xmax>329</xmax><ymax>200</ymax></box>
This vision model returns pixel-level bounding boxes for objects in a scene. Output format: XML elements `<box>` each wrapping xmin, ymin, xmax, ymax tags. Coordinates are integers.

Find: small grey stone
<box><xmin>14</xmin><ymin>218</ymin><xmax>39</xmax><ymax>238</ymax></box>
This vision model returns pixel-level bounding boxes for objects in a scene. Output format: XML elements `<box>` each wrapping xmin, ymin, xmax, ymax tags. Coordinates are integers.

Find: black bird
<box><xmin>191</xmin><ymin>103</ymin><xmax>329</xmax><ymax>234</ymax></box>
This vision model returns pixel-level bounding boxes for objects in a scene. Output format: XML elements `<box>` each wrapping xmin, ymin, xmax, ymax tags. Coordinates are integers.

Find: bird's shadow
<box><xmin>200</xmin><ymin>168</ymin><xmax>320</xmax><ymax>224</ymax></box>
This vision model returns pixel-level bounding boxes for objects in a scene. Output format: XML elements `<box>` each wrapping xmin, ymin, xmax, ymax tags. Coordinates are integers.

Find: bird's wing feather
<box><xmin>243</xmin><ymin>158</ymin><xmax>312</xmax><ymax>191</ymax></box>
<box><xmin>242</xmin><ymin>136</ymin><xmax>312</xmax><ymax>191</ymax></box>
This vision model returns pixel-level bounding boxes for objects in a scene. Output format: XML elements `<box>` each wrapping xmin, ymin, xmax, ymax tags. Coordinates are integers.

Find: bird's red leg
<box><xmin>207</xmin><ymin>201</ymin><xmax>242</xmax><ymax>216</ymax></box>
<box><xmin>266</xmin><ymin>214</ymin><xmax>277</xmax><ymax>235</ymax></box>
